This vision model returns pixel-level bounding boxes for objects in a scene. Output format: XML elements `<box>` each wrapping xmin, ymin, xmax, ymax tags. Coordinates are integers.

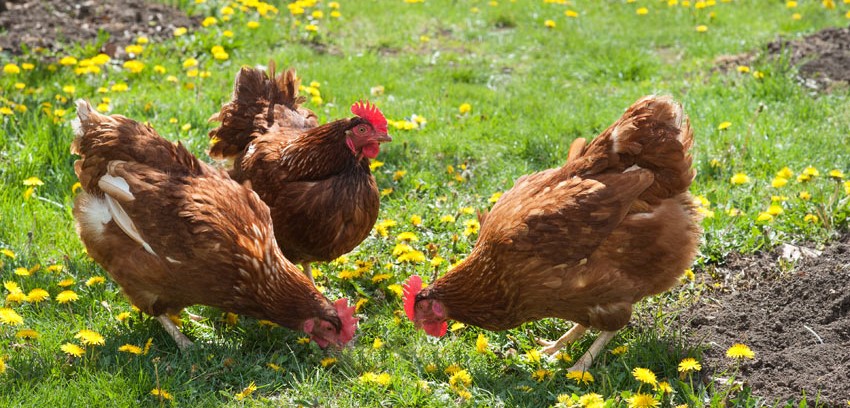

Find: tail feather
<box><xmin>208</xmin><ymin>63</ymin><xmax>315</xmax><ymax>160</ymax></box>
<box><xmin>567</xmin><ymin>95</ymin><xmax>694</xmax><ymax>202</ymax></box>
<box><xmin>72</xmin><ymin>99</ymin><xmax>208</xmax><ymax>195</ymax></box>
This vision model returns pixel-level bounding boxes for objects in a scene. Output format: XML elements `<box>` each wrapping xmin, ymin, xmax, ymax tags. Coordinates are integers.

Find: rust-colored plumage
<box><xmin>405</xmin><ymin>96</ymin><xmax>701</xmax><ymax>371</ymax></box>
<box><xmin>71</xmin><ymin>100</ymin><xmax>356</xmax><ymax>350</ymax></box>
<box><xmin>208</xmin><ymin>64</ymin><xmax>391</xmax><ymax>282</ymax></box>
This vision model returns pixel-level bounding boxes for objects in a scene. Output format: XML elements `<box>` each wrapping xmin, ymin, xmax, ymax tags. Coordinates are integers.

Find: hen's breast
<box><xmin>268</xmin><ymin>164</ymin><xmax>380</xmax><ymax>263</ymax></box>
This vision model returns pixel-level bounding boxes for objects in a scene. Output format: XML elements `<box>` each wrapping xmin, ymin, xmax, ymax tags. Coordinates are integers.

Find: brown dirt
<box><xmin>716</xmin><ymin>25</ymin><xmax>850</xmax><ymax>91</ymax></box>
<box><xmin>683</xmin><ymin>233</ymin><xmax>850</xmax><ymax>407</ymax></box>
<box><xmin>0</xmin><ymin>0</ymin><xmax>197</xmax><ymax>56</ymax></box>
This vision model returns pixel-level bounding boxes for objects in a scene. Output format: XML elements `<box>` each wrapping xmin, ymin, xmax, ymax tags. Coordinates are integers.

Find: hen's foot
<box><xmin>567</xmin><ymin>330</ymin><xmax>617</xmax><ymax>372</ymax></box>
<box><xmin>537</xmin><ymin>324</ymin><xmax>587</xmax><ymax>355</ymax></box>
<box><xmin>157</xmin><ymin>315</ymin><xmax>194</xmax><ymax>352</ymax></box>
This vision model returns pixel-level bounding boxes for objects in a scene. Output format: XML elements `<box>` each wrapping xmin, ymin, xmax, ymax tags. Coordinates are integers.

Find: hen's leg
<box><xmin>568</xmin><ymin>330</ymin><xmax>617</xmax><ymax>372</ymax></box>
<box><xmin>301</xmin><ymin>262</ymin><xmax>315</xmax><ymax>285</ymax></box>
<box><xmin>156</xmin><ymin>315</ymin><xmax>193</xmax><ymax>351</ymax></box>
<box><xmin>537</xmin><ymin>324</ymin><xmax>587</xmax><ymax>355</ymax></box>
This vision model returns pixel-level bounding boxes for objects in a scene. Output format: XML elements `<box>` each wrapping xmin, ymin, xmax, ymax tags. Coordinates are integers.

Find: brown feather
<box><xmin>419</xmin><ymin>95</ymin><xmax>701</xmax><ymax>334</ymax></box>
<box><xmin>209</xmin><ymin>65</ymin><xmax>383</xmax><ymax>265</ymax></box>
<box><xmin>71</xmin><ymin>100</ymin><xmax>341</xmax><ymax>333</ymax></box>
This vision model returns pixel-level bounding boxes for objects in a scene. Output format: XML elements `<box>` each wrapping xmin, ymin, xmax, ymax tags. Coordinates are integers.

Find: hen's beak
<box><xmin>376</xmin><ymin>134</ymin><xmax>392</xmax><ymax>143</ymax></box>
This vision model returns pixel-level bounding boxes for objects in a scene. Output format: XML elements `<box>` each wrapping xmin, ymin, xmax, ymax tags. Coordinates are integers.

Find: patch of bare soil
<box><xmin>684</xmin><ymin>234</ymin><xmax>850</xmax><ymax>407</ymax></box>
<box><xmin>0</xmin><ymin>0</ymin><xmax>197</xmax><ymax>56</ymax></box>
<box><xmin>716</xmin><ymin>25</ymin><xmax>850</xmax><ymax>91</ymax></box>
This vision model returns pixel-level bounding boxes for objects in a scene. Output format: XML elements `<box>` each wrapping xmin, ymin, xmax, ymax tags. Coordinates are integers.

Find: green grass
<box><xmin>2</xmin><ymin>0</ymin><xmax>850</xmax><ymax>406</ymax></box>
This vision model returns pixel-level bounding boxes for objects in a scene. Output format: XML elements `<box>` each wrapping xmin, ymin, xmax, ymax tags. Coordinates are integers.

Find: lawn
<box><xmin>1</xmin><ymin>0</ymin><xmax>850</xmax><ymax>406</ymax></box>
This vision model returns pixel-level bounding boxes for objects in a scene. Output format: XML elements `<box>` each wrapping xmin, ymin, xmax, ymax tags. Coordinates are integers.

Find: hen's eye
<box><xmin>356</xmin><ymin>125</ymin><xmax>367</xmax><ymax>133</ymax></box>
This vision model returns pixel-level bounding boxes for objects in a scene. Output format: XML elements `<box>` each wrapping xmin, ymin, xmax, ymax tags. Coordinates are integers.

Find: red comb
<box><xmin>402</xmin><ymin>275</ymin><xmax>422</xmax><ymax>322</ymax></box>
<box><xmin>351</xmin><ymin>100</ymin><xmax>388</xmax><ymax>134</ymax></box>
<box><xmin>334</xmin><ymin>298</ymin><xmax>358</xmax><ymax>345</ymax></box>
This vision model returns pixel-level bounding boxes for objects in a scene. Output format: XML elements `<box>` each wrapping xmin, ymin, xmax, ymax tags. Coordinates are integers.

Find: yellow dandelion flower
<box><xmin>632</xmin><ymin>367</ymin><xmax>657</xmax><ymax>385</ymax></box>
<box><xmin>726</xmin><ymin>343</ymin><xmax>755</xmax><ymax>359</ymax></box>
<box><xmin>57</xmin><ymin>278</ymin><xmax>75</xmax><ymax>287</ymax></box>
<box><xmin>756</xmin><ymin>212</ymin><xmax>773</xmax><ymax>222</ymax></box>
<box><xmin>578</xmin><ymin>393</ymin><xmax>604</xmax><ymax>408</ymax></box>
<box><xmin>61</xmin><ymin>343</ymin><xmax>85</xmax><ymax>357</ymax></box>
<box><xmin>787</xmin><ymin>1</ymin><xmax>797</xmax><ymax>7</ymax></box>
<box><xmin>150</xmin><ymin>388</ymin><xmax>173</xmax><ymax>400</ymax></box>
<box><xmin>6</xmin><ymin>292</ymin><xmax>26</xmax><ymax>303</ymax></box>
<box><xmin>4</xmin><ymin>281</ymin><xmax>20</xmax><ymax>292</ymax></box>
<box><xmin>59</xmin><ymin>56</ymin><xmax>78</xmax><ymax>66</ymax></box>
<box><xmin>55</xmin><ymin>290</ymin><xmax>79</xmax><ymax>303</ymax></box>
<box><xmin>440</xmin><ymin>215</ymin><xmax>455</xmax><ymax>223</ymax></box>
<box><xmin>0</xmin><ymin>308</ymin><xmax>24</xmax><ymax>325</ymax></box>
<box><xmin>525</xmin><ymin>349</ymin><xmax>541</xmax><ymax>363</ymax></box>
<box><xmin>3</xmin><ymin>63</ymin><xmax>21</xmax><ymax>74</ymax></box>
<box><xmin>386</xmin><ymin>284</ymin><xmax>403</xmax><ymax>297</ymax></box>
<box><xmin>444</xmin><ymin>364</ymin><xmax>461</xmax><ymax>375</ymax></box>
<box><xmin>373</xmin><ymin>338</ymin><xmax>384</xmax><ymax>349</ymax></box>
<box><xmin>449</xmin><ymin>369</ymin><xmax>472</xmax><ymax>387</ymax></box>
<box><xmin>532</xmin><ymin>368</ymin><xmax>552</xmax><ymax>381</ymax></box>
<box><xmin>696</xmin><ymin>25</ymin><xmax>708</xmax><ymax>32</ymax></box>
<box><xmin>717</xmin><ymin>121</ymin><xmax>731</xmax><ymax>130</ymax></box>
<box><xmin>359</xmin><ymin>372</ymin><xmax>391</xmax><ymax>386</ymax></box>
<box><xmin>766</xmin><ymin>204</ymin><xmax>783</xmax><ymax>216</ymax></box>
<box><xmin>844</xmin><ymin>181</ymin><xmax>850</xmax><ymax>195</ymax></box>
<box><xmin>202</xmin><ymin>16</ymin><xmax>217</xmax><ymax>27</ymax></box>
<box><xmin>123</xmin><ymin>60</ymin><xmax>144</xmax><ymax>74</ymax></box>
<box><xmin>355</xmin><ymin>298</ymin><xmax>368</xmax><ymax>312</ymax></box>
<box><xmin>16</xmin><ymin>328</ymin><xmax>39</xmax><ymax>339</ymax></box>
<box><xmin>804</xmin><ymin>214</ymin><xmax>819</xmax><ymax>224</ymax></box>
<box><xmin>23</xmin><ymin>176</ymin><xmax>44</xmax><ymax>186</ymax></box>
<box><xmin>730</xmin><ymin>173</ymin><xmax>750</xmax><ymax>185</ymax></box>
<box><xmin>118</xmin><ymin>344</ymin><xmax>143</xmax><ymax>354</ymax></box>
<box><xmin>234</xmin><ymin>382</ymin><xmax>257</xmax><ymax>401</ymax></box>
<box><xmin>320</xmin><ymin>357</ymin><xmax>337</xmax><ymax>367</ymax></box>
<box><xmin>75</xmin><ymin>329</ymin><xmax>105</xmax><ymax>346</ymax></box>
<box><xmin>450</xmin><ymin>322</ymin><xmax>465</xmax><ymax>332</ymax></box>
<box><xmin>565</xmin><ymin>10</ymin><xmax>579</xmax><ymax>18</ymax></box>
<box><xmin>371</xmin><ymin>273</ymin><xmax>391</xmax><ymax>283</ymax></box>
<box><xmin>657</xmin><ymin>381</ymin><xmax>673</xmax><ymax>393</ymax></box>
<box><xmin>1</xmin><ymin>249</ymin><xmax>15</xmax><ymax>259</ymax></box>
<box><xmin>266</xmin><ymin>362</ymin><xmax>282</xmax><ymax>372</ymax></box>
<box><xmin>771</xmin><ymin>177</ymin><xmax>788</xmax><ymax>188</ymax></box>
<box><xmin>143</xmin><ymin>338</ymin><xmax>153</xmax><ymax>354</ymax></box>
<box><xmin>14</xmin><ymin>267</ymin><xmax>29</xmax><ymax>276</ymax></box>
<box><xmin>776</xmin><ymin>166</ymin><xmax>794</xmax><ymax>179</ymax></box>
<box><xmin>829</xmin><ymin>169</ymin><xmax>845</xmax><ymax>179</ymax></box>
<box><xmin>115</xmin><ymin>312</ymin><xmax>132</xmax><ymax>322</ymax></box>
<box><xmin>556</xmin><ymin>352</ymin><xmax>572</xmax><ymax>363</ymax></box>
<box><xmin>410</xmin><ymin>214</ymin><xmax>422</xmax><ymax>226</ymax></box>
<box><xmin>678</xmin><ymin>357</ymin><xmax>702</xmax><ymax>373</ymax></box>
<box><xmin>544</xmin><ymin>19</ymin><xmax>556</xmax><ymax>28</ymax></box>
<box><xmin>26</xmin><ymin>288</ymin><xmax>49</xmax><ymax>303</ymax></box>
<box><xmin>636</xmin><ymin>7</ymin><xmax>649</xmax><ymax>15</ymax></box>
<box><xmin>799</xmin><ymin>191</ymin><xmax>812</xmax><ymax>200</ymax></box>
<box><xmin>85</xmin><ymin>276</ymin><xmax>106</xmax><ymax>286</ymax></box>
<box><xmin>475</xmin><ymin>333</ymin><xmax>489</xmax><ymax>354</ymax></box>
<box><xmin>566</xmin><ymin>370</ymin><xmax>594</xmax><ymax>384</ymax></box>
<box><xmin>396</xmin><ymin>231</ymin><xmax>418</xmax><ymax>242</ymax></box>
<box><xmin>803</xmin><ymin>166</ymin><xmax>820</xmax><ymax>177</ymax></box>
<box><xmin>610</xmin><ymin>345</ymin><xmax>629</xmax><ymax>355</ymax></box>
<box><xmin>627</xmin><ymin>393</ymin><xmax>659</xmax><ymax>408</ymax></box>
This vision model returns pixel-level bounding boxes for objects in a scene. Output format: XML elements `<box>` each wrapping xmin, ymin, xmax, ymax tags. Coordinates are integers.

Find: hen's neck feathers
<box><xmin>226</xmin><ymin>230</ymin><xmax>336</xmax><ymax>330</ymax></box>
<box><xmin>276</xmin><ymin>118</ymin><xmax>371</xmax><ymax>179</ymax></box>
<box><xmin>422</xmin><ymin>245</ymin><xmax>522</xmax><ymax>331</ymax></box>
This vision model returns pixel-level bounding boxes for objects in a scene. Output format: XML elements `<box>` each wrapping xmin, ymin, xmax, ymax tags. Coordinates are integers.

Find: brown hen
<box><xmin>208</xmin><ymin>64</ymin><xmax>392</xmax><ymax>284</ymax></box>
<box><xmin>71</xmin><ymin>100</ymin><xmax>357</xmax><ymax>351</ymax></box>
<box><xmin>404</xmin><ymin>95</ymin><xmax>701</xmax><ymax>371</ymax></box>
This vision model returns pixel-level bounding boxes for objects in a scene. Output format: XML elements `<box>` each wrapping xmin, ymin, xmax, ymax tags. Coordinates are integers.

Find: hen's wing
<box><xmin>480</xmin><ymin>168</ymin><xmax>655</xmax><ymax>268</ymax></box>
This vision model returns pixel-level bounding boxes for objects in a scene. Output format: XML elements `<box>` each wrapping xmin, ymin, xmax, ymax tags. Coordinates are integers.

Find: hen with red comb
<box><xmin>401</xmin><ymin>96</ymin><xmax>700</xmax><ymax>372</ymax></box>
<box><xmin>209</xmin><ymin>64</ymin><xmax>392</xmax><ymax>287</ymax></box>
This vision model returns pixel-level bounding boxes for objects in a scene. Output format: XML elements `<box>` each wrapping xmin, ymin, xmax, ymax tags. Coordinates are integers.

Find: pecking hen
<box><xmin>208</xmin><ymin>64</ymin><xmax>392</xmax><ymax>284</ymax></box>
<box><xmin>403</xmin><ymin>95</ymin><xmax>701</xmax><ymax>372</ymax></box>
<box><xmin>71</xmin><ymin>100</ymin><xmax>357</xmax><ymax>351</ymax></box>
